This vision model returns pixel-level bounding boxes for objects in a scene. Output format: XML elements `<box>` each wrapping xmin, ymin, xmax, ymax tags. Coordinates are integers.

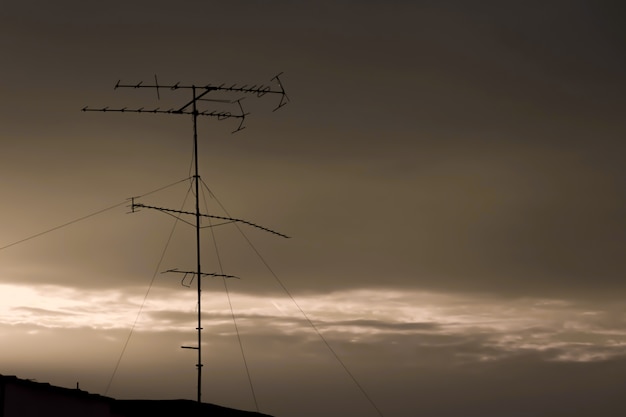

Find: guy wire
<box><xmin>0</xmin><ymin>177</ymin><xmax>191</xmax><ymax>252</ymax></box>
<box><xmin>199</xmin><ymin>178</ymin><xmax>385</xmax><ymax>417</ymax></box>
<box><xmin>104</xmin><ymin>180</ymin><xmax>194</xmax><ymax>395</ymax></box>
<box><xmin>201</xmin><ymin>182</ymin><xmax>260</xmax><ymax>412</ymax></box>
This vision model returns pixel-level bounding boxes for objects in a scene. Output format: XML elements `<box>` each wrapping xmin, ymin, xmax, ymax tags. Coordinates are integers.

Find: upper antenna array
<box><xmin>83</xmin><ymin>72</ymin><xmax>289</xmax><ymax>132</ymax></box>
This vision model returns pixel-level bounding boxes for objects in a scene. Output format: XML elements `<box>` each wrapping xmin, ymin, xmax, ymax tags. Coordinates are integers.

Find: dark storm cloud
<box><xmin>170</xmin><ymin>0</ymin><xmax>625</xmax><ymax>300</ymax></box>
<box><xmin>1</xmin><ymin>0</ymin><xmax>623</xmax><ymax>301</ymax></box>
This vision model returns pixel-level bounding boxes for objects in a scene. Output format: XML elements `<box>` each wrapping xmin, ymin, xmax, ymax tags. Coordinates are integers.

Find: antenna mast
<box><xmin>84</xmin><ymin>73</ymin><xmax>289</xmax><ymax>404</ymax></box>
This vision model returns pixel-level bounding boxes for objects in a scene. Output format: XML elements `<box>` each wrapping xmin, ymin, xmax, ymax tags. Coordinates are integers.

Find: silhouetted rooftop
<box><xmin>111</xmin><ymin>399</ymin><xmax>273</xmax><ymax>417</ymax></box>
<box><xmin>1</xmin><ymin>374</ymin><xmax>274</xmax><ymax>417</ymax></box>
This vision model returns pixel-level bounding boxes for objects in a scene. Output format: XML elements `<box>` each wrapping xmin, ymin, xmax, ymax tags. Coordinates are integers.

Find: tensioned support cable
<box><xmin>197</xmin><ymin>179</ymin><xmax>385</xmax><ymax>417</ymax></box>
<box><xmin>0</xmin><ymin>177</ymin><xmax>191</xmax><ymax>252</ymax></box>
<box><xmin>104</xmin><ymin>182</ymin><xmax>195</xmax><ymax>396</ymax></box>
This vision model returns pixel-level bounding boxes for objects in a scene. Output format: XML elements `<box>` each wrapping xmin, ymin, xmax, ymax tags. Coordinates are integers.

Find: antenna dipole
<box><xmin>85</xmin><ymin>74</ymin><xmax>289</xmax><ymax>404</ymax></box>
<box><xmin>83</xmin><ymin>72</ymin><xmax>289</xmax><ymax>133</ymax></box>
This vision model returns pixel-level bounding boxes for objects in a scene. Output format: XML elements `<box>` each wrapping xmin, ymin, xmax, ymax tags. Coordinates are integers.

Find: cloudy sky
<box><xmin>1</xmin><ymin>1</ymin><xmax>625</xmax><ymax>416</ymax></box>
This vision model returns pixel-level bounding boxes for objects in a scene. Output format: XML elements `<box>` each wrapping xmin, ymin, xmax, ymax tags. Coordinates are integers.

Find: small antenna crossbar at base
<box><xmin>161</xmin><ymin>269</ymin><xmax>239</xmax><ymax>288</ymax></box>
<box><xmin>163</xmin><ymin>268</ymin><xmax>239</xmax><ymax>280</ymax></box>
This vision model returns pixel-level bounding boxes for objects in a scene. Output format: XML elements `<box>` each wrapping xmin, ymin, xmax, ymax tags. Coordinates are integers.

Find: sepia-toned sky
<box><xmin>1</xmin><ymin>1</ymin><xmax>625</xmax><ymax>416</ymax></box>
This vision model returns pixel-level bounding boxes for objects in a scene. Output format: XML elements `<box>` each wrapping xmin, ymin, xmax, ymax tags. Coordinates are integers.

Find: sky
<box><xmin>1</xmin><ymin>1</ymin><xmax>625</xmax><ymax>416</ymax></box>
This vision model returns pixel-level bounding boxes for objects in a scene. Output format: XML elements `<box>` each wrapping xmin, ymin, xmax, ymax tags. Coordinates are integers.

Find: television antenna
<box><xmin>83</xmin><ymin>73</ymin><xmax>290</xmax><ymax>404</ymax></box>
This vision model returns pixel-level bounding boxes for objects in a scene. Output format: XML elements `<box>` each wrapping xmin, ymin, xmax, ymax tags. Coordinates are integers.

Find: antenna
<box><xmin>85</xmin><ymin>74</ymin><xmax>289</xmax><ymax>404</ymax></box>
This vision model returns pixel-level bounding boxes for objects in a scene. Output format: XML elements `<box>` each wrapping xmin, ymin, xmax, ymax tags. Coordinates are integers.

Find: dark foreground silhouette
<box><xmin>1</xmin><ymin>374</ymin><xmax>273</xmax><ymax>417</ymax></box>
<box><xmin>112</xmin><ymin>399</ymin><xmax>273</xmax><ymax>417</ymax></box>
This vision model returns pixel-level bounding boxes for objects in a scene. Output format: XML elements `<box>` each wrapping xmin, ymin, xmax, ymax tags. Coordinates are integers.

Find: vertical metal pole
<box><xmin>192</xmin><ymin>86</ymin><xmax>203</xmax><ymax>404</ymax></box>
